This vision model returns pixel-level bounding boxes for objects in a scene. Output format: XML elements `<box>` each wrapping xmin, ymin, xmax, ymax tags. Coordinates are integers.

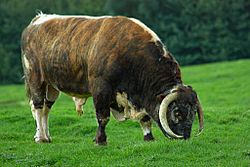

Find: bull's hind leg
<box><xmin>43</xmin><ymin>85</ymin><xmax>59</xmax><ymax>142</ymax></box>
<box><xmin>29</xmin><ymin>82</ymin><xmax>48</xmax><ymax>143</ymax></box>
<box><xmin>140</xmin><ymin>115</ymin><xmax>154</xmax><ymax>141</ymax></box>
<box><xmin>72</xmin><ymin>97</ymin><xmax>87</xmax><ymax>116</ymax></box>
<box><xmin>30</xmin><ymin>83</ymin><xmax>59</xmax><ymax>143</ymax></box>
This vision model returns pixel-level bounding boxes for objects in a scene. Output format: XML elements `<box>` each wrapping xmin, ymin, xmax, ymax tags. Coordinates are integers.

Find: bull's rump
<box><xmin>21</xmin><ymin>15</ymin><xmax>152</xmax><ymax>96</ymax></box>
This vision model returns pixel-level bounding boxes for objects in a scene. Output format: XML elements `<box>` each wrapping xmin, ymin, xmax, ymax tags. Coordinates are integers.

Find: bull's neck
<box><xmin>125</xmin><ymin>64</ymin><xmax>182</xmax><ymax>108</ymax></box>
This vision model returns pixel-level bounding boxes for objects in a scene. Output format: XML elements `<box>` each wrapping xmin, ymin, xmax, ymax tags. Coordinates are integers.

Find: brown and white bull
<box><xmin>21</xmin><ymin>13</ymin><xmax>204</xmax><ymax>145</ymax></box>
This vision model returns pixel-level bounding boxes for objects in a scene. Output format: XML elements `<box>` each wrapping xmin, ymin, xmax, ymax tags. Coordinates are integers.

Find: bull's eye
<box><xmin>175</xmin><ymin>112</ymin><xmax>183</xmax><ymax>121</ymax></box>
<box><xmin>175</xmin><ymin>112</ymin><xmax>181</xmax><ymax>118</ymax></box>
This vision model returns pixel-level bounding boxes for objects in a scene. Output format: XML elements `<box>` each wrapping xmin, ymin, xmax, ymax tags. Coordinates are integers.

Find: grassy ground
<box><xmin>0</xmin><ymin>59</ymin><xmax>249</xmax><ymax>166</ymax></box>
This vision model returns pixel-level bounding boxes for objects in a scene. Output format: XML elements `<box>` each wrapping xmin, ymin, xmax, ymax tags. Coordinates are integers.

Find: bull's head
<box><xmin>158</xmin><ymin>85</ymin><xmax>204</xmax><ymax>139</ymax></box>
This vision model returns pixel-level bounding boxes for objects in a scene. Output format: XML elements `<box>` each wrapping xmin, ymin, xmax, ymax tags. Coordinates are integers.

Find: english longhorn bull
<box><xmin>21</xmin><ymin>13</ymin><xmax>204</xmax><ymax>145</ymax></box>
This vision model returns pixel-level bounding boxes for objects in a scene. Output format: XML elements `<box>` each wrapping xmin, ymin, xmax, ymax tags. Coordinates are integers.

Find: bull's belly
<box><xmin>59</xmin><ymin>85</ymin><xmax>91</xmax><ymax>98</ymax></box>
<box><xmin>53</xmin><ymin>81</ymin><xmax>91</xmax><ymax>98</ymax></box>
<box><xmin>43</xmin><ymin>72</ymin><xmax>90</xmax><ymax>98</ymax></box>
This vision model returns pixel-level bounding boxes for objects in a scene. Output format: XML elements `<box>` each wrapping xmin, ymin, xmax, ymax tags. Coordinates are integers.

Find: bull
<box><xmin>21</xmin><ymin>13</ymin><xmax>204</xmax><ymax>145</ymax></box>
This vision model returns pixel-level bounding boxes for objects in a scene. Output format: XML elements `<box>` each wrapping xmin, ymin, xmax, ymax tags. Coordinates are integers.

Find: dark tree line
<box><xmin>0</xmin><ymin>0</ymin><xmax>249</xmax><ymax>84</ymax></box>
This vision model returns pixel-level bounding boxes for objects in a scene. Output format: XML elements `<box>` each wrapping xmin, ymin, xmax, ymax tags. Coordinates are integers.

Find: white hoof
<box><xmin>34</xmin><ymin>136</ymin><xmax>51</xmax><ymax>143</ymax></box>
<box><xmin>34</xmin><ymin>131</ymin><xmax>51</xmax><ymax>143</ymax></box>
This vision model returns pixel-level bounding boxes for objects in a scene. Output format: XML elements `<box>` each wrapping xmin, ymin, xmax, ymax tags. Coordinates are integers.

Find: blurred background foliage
<box><xmin>0</xmin><ymin>0</ymin><xmax>249</xmax><ymax>84</ymax></box>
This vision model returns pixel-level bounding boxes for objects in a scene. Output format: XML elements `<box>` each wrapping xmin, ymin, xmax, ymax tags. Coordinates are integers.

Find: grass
<box><xmin>0</xmin><ymin>59</ymin><xmax>250</xmax><ymax>166</ymax></box>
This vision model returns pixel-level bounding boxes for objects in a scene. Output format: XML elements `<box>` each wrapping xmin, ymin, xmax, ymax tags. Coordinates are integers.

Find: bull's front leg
<box><xmin>94</xmin><ymin>103</ymin><xmax>110</xmax><ymax>145</ymax></box>
<box><xmin>95</xmin><ymin>110</ymin><xmax>110</xmax><ymax>145</ymax></box>
<box><xmin>140</xmin><ymin>115</ymin><xmax>154</xmax><ymax>141</ymax></box>
<box><xmin>91</xmin><ymin>80</ymin><xmax>112</xmax><ymax>145</ymax></box>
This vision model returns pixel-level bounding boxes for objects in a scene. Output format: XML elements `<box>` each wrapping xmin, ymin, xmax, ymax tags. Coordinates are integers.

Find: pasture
<box><xmin>0</xmin><ymin>60</ymin><xmax>249</xmax><ymax>166</ymax></box>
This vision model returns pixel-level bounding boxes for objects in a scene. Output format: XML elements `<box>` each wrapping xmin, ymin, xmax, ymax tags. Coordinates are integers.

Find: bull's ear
<box><xmin>156</xmin><ymin>94</ymin><xmax>165</xmax><ymax>102</ymax></box>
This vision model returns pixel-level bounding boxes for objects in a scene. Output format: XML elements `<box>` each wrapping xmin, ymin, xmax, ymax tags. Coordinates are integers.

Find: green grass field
<box><xmin>0</xmin><ymin>60</ymin><xmax>249</xmax><ymax>166</ymax></box>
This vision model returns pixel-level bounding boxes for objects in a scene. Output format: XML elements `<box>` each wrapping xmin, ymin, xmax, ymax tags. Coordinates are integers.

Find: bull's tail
<box><xmin>24</xmin><ymin>79</ymin><xmax>31</xmax><ymax>102</ymax></box>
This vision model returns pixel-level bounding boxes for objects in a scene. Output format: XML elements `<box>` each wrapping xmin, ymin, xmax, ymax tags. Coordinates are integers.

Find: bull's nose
<box><xmin>183</xmin><ymin>133</ymin><xmax>190</xmax><ymax>140</ymax></box>
<box><xmin>183</xmin><ymin>126</ymin><xmax>191</xmax><ymax>140</ymax></box>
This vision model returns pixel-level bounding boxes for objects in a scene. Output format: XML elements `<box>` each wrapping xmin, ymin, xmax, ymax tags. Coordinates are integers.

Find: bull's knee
<box><xmin>140</xmin><ymin>115</ymin><xmax>154</xmax><ymax>141</ymax></box>
<box><xmin>98</xmin><ymin>117</ymin><xmax>110</xmax><ymax>127</ymax></box>
<box><xmin>45</xmin><ymin>99</ymin><xmax>55</xmax><ymax>109</ymax></box>
<box><xmin>32</xmin><ymin>98</ymin><xmax>44</xmax><ymax>109</ymax></box>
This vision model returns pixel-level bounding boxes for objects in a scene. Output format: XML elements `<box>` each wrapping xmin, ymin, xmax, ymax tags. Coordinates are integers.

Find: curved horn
<box><xmin>196</xmin><ymin>97</ymin><xmax>204</xmax><ymax>136</ymax></box>
<box><xmin>159</xmin><ymin>92</ymin><xmax>183</xmax><ymax>139</ymax></box>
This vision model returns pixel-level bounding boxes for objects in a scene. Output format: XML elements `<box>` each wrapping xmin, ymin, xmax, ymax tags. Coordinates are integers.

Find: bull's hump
<box><xmin>128</xmin><ymin>18</ymin><xmax>160</xmax><ymax>42</ymax></box>
<box><xmin>128</xmin><ymin>18</ymin><xmax>170</xmax><ymax>58</ymax></box>
<box><xmin>31</xmin><ymin>13</ymin><xmax>113</xmax><ymax>25</ymax></box>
